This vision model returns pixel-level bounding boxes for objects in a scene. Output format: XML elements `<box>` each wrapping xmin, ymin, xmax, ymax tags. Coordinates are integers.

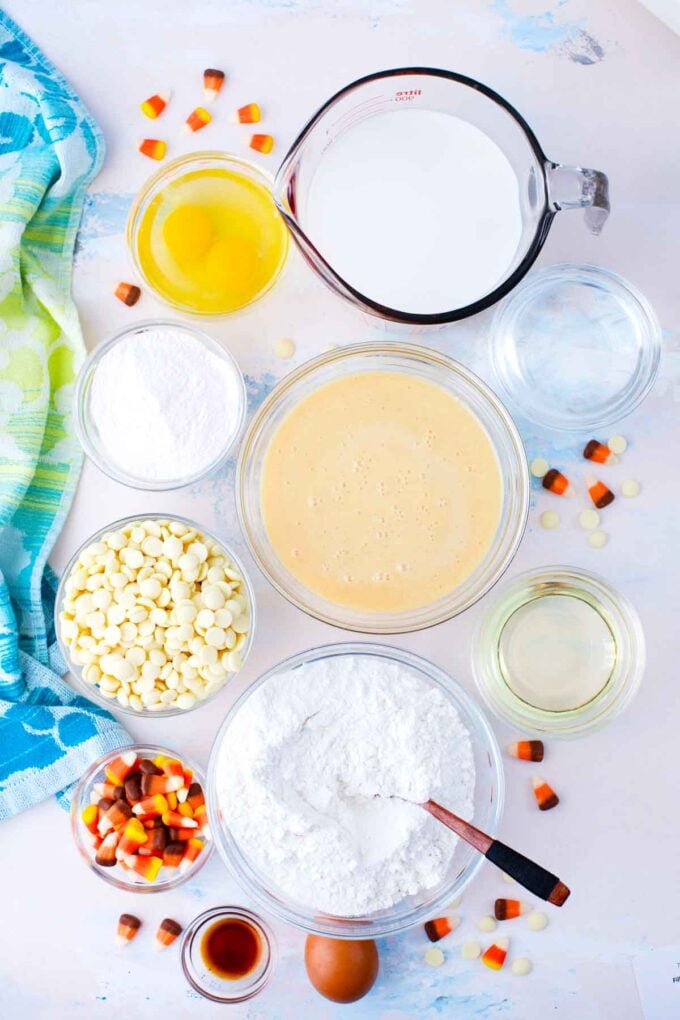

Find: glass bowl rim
<box><xmin>180</xmin><ymin>905</ymin><xmax>277</xmax><ymax>1003</ymax></box>
<box><xmin>55</xmin><ymin>512</ymin><xmax>256</xmax><ymax>718</ymax></box>
<box><xmin>207</xmin><ymin>640</ymin><xmax>505</xmax><ymax>938</ymax></box>
<box><xmin>236</xmin><ymin>340</ymin><xmax>529</xmax><ymax>634</ymax></box>
<box><xmin>70</xmin><ymin>741</ymin><xmax>214</xmax><ymax>893</ymax></box>
<box><xmin>73</xmin><ymin>317</ymin><xmax>247</xmax><ymax>491</ymax></box>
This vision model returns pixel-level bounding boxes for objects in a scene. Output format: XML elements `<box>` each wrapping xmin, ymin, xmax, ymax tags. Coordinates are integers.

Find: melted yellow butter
<box><xmin>136</xmin><ymin>167</ymin><xmax>288</xmax><ymax>314</ymax></box>
<box><xmin>261</xmin><ymin>371</ymin><xmax>502</xmax><ymax>613</ymax></box>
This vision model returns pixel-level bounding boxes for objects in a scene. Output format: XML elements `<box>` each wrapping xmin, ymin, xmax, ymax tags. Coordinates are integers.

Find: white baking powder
<box><xmin>216</xmin><ymin>654</ymin><xmax>475</xmax><ymax>916</ymax></box>
<box><xmin>89</xmin><ymin>326</ymin><xmax>243</xmax><ymax>483</ymax></box>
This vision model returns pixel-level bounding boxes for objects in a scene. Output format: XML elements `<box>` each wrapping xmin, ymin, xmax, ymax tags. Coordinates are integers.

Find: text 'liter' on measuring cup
<box><xmin>273</xmin><ymin>68</ymin><xmax>610</xmax><ymax>326</ymax></box>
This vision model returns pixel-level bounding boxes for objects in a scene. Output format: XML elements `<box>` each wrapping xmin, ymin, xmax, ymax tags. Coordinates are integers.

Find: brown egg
<box><xmin>304</xmin><ymin>935</ymin><xmax>379</xmax><ymax>1003</ymax></box>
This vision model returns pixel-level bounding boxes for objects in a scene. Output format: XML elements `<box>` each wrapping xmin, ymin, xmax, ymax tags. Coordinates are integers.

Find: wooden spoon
<box><xmin>423</xmin><ymin>799</ymin><xmax>570</xmax><ymax>906</ymax></box>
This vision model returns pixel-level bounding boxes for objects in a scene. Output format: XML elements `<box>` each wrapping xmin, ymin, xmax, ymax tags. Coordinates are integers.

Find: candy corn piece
<box><xmin>494</xmin><ymin>898</ymin><xmax>530</xmax><ymax>921</ymax></box>
<box><xmin>230</xmin><ymin>102</ymin><xmax>260</xmax><ymax>124</ymax></box>
<box><xmin>98</xmin><ymin>798</ymin><xmax>132</xmax><ymax>836</ymax></box>
<box><xmin>186</xmin><ymin>782</ymin><xmax>205</xmax><ymax>811</ymax></box>
<box><xmin>162</xmin><ymin>758</ymin><xmax>185</xmax><ymax>783</ymax></box>
<box><xmin>140</xmin><ymin>91</ymin><xmax>170</xmax><ymax>120</ymax></box>
<box><xmin>116</xmin><ymin>913</ymin><xmax>141</xmax><ymax>946</ymax></box>
<box><xmin>115</xmin><ymin>282</ymin><xmax>141</xmax><ymax>307</ymax></box>
<box><xmin>193</xmin><ymin>804</ymin><xmax>211</xmax><ymax>839</ymax></box>
<box><xmin>507</xmin><ymin>740</ymin><xmax>544</xmax><ymax>763</ymax></box>
<box><xmin>424</xmin><ymin>915</ymin><xmax>460</xmax><ymax>943</ymax></box>
<box><xmin>116</xmin><ymin>818</ymin><xmax>148</xmax><ymax>858</ymax></box>
<box><xmin>139</xmin><ymin>758</ymin><xmax>163</xmax><ymax>776</ymax></box>
<box><xmin>124</xmin><ymin>774</ymin><xmax>142</xmax><ymax>803</ymax></box>
<box><xmin>542</xmin><ymin>469</ymin><xmax>574</xmax><ymax>498</ymax></box>
<box><xmin>481</xmin><ymin>936</ymin><xmax>509</xmax><ymax>970</ymax></box>
<box><xmin>155</xmin><ymin>918</ymin><xmax>183</xmax><ymax>950</ymax></box>
<box><xmin>183</xmin><ymin>106</ymin><xmax>211</xmax><ymax>134</ymax></box>
<box><xmin>95</xmin><ymin>831</ymin><xmax>120</xmax><ymax>868</ymax></box>
<box><xmin>141</xmin><ymin>772</ymin><xmax>181</xmax><ymax>797</ymax></box>
<box><xmin>169</xmin><ymin>827</ymin><xmax>195</xmax><ymax>841</ymax></box>
<box><xmin>179</xmin><ymin>837</ymin><xmax>205</xmax><ymax>874</ymax></box>
<box><xmin>166</xmin><ymin>791</ymin><xmax>178</xmax><ymax>811</ymax></box>
<box><xmin>162</xmin><ymin>809</ymin><xmax>198</xmax><ymax>829</ymax></box>
<box><xmin>138</xmin><ymin>138</ymin><xmax>167</xmax><ymax>161</ymax></box>
<box><xmin>81</xmin><ymin>803</ymin><xmax>99</xmax><ymax>836</ymax></box>
<box><xmin>133</xmin><ymin>794</ymin><xmax>168</xmax><ymax>818</ymax></box>
<box><xmin>95</xmin><ymin>780</ymin><xmax>124</xmax><ymax>801</ymax></box>
<box><xmin>583</xmin><ymin>439</ymin><xmax>618</xmax><ymax>465</ymax></box>
<box><xmin>204</xmin><ymin>68</ymin><xmax>225</xmax><ymax>102</ymax></box>
<box><xmin>586</xmin><ymin>476</ymin><xmax>615</xmax><ymax>509</ymax></box>
<box><xmin>128</xmin><ymin>853</ymin><xmax>163</xmax><ymax>882</ymax></box>
<box><xmin>163</xmin><ymin>841</ymin><xmax>185</xmax><ymax>868</ymax></box>
<box><xmin>177</xmin><ymin>801</ymin><xmax>194</xmax><ymax>818</ymax></box>
<box><xmin>533</xmin><ymin>776</ymin><xmax>559</xmax><ymax>811</ymax></box>
<box><xmin>250</xmin><ymin>133</ymin><xmax>274</xmax><ymax>154</ymax></box>
<box><xmin>105</xmin><ymin>751</ymin><xmax>139</xmax><ymax>785</ymax></box>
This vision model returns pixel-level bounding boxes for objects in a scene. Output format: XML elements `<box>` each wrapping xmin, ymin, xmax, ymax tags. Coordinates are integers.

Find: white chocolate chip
<box><xmin>578</xmin><ymin>509</ymin><xmax>600</xmax><ymax>530</ymax></box>
<box><xmin>621</xmin><ymin>479</ymin><xmax>641</xmax><ymax>498</ymax></box>
<box><xmin>461</xmin><ymin>940</ymin><xmax>481</xmax><ymax>960</ymax></box>
<box><xmin>424</xmin><ymin>947</ymin><xmax>445</xmax><ymax>967</ymax></box>
<box><xmin>540</xmin><ymin>510</ymin><xmax>560</xmax><ymax>530</ymax></box>
<box><xmin>527</xmin><ymin>911</ymin><xmax>548</xmax><ymax>931</ymax></box>
<box><xmin>588</xmin><ymin>530</ymin><xmax>608</xmax><ymax>549</ymax></box>
<box><xmin>530</xmin><ymin>458</ymin><xmax>549</xmax><ymax>479</ymax></box>
<box><xmin>511</xmin><ymin>957</ymin><xmax>532</xmax><ymax>976</ymax></box>
<box><xmin>608</xmin><ymin>435</ymin><xmax>627</xmax><ymax>455</ymax></box>
<box><xmin>477</xmin><ymin>915</ymin><xmax>497</xmax><ymax>933</ymax></box>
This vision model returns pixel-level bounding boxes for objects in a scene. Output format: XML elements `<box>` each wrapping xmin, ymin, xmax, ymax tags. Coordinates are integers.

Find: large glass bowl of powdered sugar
<box><xmin>208</xmin><ymin>642</ymin><xmax>503</xmax><ymax>939</ymax></box>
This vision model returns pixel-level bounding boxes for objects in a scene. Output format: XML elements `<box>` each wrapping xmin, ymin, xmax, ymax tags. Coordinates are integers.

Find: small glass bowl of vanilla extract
<box><xmin>180</xmin><ymin>907</ymin><xmax>277</xmax><ymax>1002</ymax></box>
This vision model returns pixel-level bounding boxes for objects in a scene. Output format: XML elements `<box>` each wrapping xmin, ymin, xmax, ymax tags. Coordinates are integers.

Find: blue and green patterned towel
<box><xmin>0</xmin><ymin>11</ymin><xmax>129</xmax><ymax>820</ymax></box>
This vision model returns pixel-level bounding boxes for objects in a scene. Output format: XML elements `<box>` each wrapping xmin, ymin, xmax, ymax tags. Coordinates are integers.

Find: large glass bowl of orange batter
<box><xmin>127</xmin><ymin>152</ymin><xmax>289</xmax><ymax>316</ymax></box>
<box><xmin>237</xmin><ymin>342</ymin><xmax>529</xmax><ymax>634</ymax></box>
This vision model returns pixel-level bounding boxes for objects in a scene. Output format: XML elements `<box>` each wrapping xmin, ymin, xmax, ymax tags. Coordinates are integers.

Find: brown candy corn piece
<box><xmin>532</xmin><ymin>776</ymin><xmax>559</xmax><ymax>811</ymax></box>
<box><xmin>155</xmin><ymin>917</ymin><xmax>183</xmax><ymax>950</ymax></box>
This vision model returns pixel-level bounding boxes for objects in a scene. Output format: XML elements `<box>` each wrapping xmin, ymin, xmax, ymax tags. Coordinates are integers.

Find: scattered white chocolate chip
<box><xmin>530</xmin><ymin>457</ymin><xmax>549</xmax><ymax>479</ymax></box>
<box><xmin>511</xmin><ymin>957</ymin><xmax>533</xmax><ymax>976</ymax></box>
<box><xmin>608</xmin><ymin>435</ymin><xmax>627</xmax><ymax>455</ymax></box>
<box><xmin>540</xmin><ymin>510</ymin><xmax>560</xmax><ymax>530</ymax></box>
<box><xmin>527</xmin><ymin>910</ymin><xmax>548</xmax><ymax>932</ymax></box>
<box><xmin>578</xmin><ymin>509</ymin><xmax>600</xmax><ymax>530</ymax></box>
<box><xmin>461</xmin><ymin>939</ymin><xmax>481</xmax><ymax>960</ymax></box>
<box><xmin>477</xmin><ymin>915</ymin><xmax>497</xmax><ymax>933</ymax></box>
<box><xmin>274</xmin><ymin>337</ymin><xmax>296</xmax><ymax>360</ymax></box>
<box><xmin>621</xmin><ymin>479</ymin><xmax>641</xmax><ymax>498</ymax></box>
<box><xmin>588</xmin><ymin>530</ymin><xmax>609</xmax><ymax>549</ymax></box>
<box><xmin>424</xmin><ymin>947</ymin><xmax>445</xmax><ymax>967</ymax></box>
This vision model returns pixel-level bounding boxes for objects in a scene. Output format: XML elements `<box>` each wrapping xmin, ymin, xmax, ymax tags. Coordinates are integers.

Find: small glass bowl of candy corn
<box><xmin>71</xmin><ymin>745</ymin><xmax>213</xmax><ymax>892</ymax></box>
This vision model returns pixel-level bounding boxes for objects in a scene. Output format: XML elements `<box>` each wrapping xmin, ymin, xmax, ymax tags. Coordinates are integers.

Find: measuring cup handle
<box><xmin>546</xmin><ymin>162</ymin><xmax>610</xmax><ymax>235</ymax></box>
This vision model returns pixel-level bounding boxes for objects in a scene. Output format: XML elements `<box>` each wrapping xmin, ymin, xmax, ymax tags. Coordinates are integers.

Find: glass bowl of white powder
<box><xmin>74</xmin><ymin>320</ymin><xmax>246</xmax><ymax>490</ymax></box>
<box><xmin>208</xmin><ymin>642</ymin><xmax>504</xmax><ymax>939</ymax></box>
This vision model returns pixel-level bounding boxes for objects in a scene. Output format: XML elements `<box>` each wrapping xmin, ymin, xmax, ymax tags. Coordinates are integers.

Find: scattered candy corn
<box><xmin>183</xmin><ymin>106</ymin><xmax>211</xmax><ymax>133</ymax></box>
<box><xmin>542</xmin><ymin>468</ymin><xmax>574</xmax><ymax>498</ymax></box>
<box><xmin>116</xmin><ymin>913</ymin><xmax>141</xmax><ymax>946</ymax></box>
<box><xmin>250</xmin><ymin>132</ymin><xmax>274</xmax><ymax>154</ymax></box>
<box><xmin>583</xmin><ymin>439</ymin><xmax>618</xmax><ymax>465</ymax></box>
<box><xmin>114</xmin><ymin>282</ymin><xmax>141</xmax><ymax>307</ymax></box>
<box><xmin>481</xmin><ymin>936</ymin><xmax>509</xmax><ymax>970</ymax></box>
<box><xmin>507</xmin><ymin>740</ymin><xmax>544</xmax><ymax>763</ymax></box>
<box><xmin>424</xmin><ymin>915</ymin><xmax>460</xmax><ymax>943</ymax></box>
<box><xmin>230</xmin><ymin>102</ymin><xmax>260</xmax><ymax>124</ymax></box>
<box><xmin>138</xmin><ymin>138</ymin><xmax>167</xmax><ymax>161</ymax></box>
<box><xmin>586</xmin><ymin>475</ymin><xmax>615</xmax><ymax>509</ymax></box>
<box><xmin>140</xmin><ymin>91</ymin><xmax>170</xmax><ymax>120</ymax></box>
<box><xmin>155</xmin><ymin>918</ymin><xmax>182</xmax><ymax>950</ymax></box>
<box><xmin>203</xmin><ymin>68</ymin><xmax>225</xmax><ymax>102</ymax></box>
<box><xmin>532</xmin><ymin>776</ymin><xmax>559</xmax><ymax>811</ymax></box>
<box><xmin>494</xmin><ymin>899</ymin><xmax>530</xmax><ymax>921</ymax></box>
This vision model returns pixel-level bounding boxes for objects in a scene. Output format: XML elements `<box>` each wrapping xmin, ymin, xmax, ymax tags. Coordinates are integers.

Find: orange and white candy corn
<box><xmin>141</xmin><ymin>772</ymin><xmax>181</xmax><ymax>797</ymax></box>
<box><xmin>128</xmin><ymin>853</ymin><xmax>163</xmax><ymax>882</ymax></box>
<box><xmin>133</xmin><ymin>794</ymin><xmax>168</xmax><ymax>818</ymax></box>
<box><xmin>95</xmin><ymin>831</ymin><xmax>120</xmax><ymax>868</ymax></box>
<box><xmin>204</xmin><ymin>68</ymin><xmax>225</xmax><ymax>103</ymax></box>
<box><xmin>494</xmin><ymin>898</ymin><xmax>530</xmax><ymax>921</ymax></box>
<box><xmin>138</xmin><ymin>138</ymin><xmax>167</xmax><ymax>161</ymax></box>
<box><xmin>114</xmin><ymin>282</ymin><xmax>141</xmax><ymax>307</ymax></box>
<box><xmin>542</xmin><ymin>468</ymin><xmax>574</xmax><ymax>498</ymax></box>
<box><xmin>230</xmin><ymin>102</ymin><xmax>261</xmax><ymax>124</ymax></box>
<box><xmin>140</xmin><ymin>91</ymin><xmax>170</xmax><ymax>120</ymax></box>
<box><xmin>98</xmin><ymin>798</ymin><xmax>132</xmax><ymax>836</ymax></box>
<box><xmin>250</xmin><ymin>133</ymin><xmax>274</xmax><ymax>154</ymax></box>
<box><xmin>162</xmin><ymin>809</ymin><xmax>198</xmax><ymax>829</ymax></box>
<box><xmin>507</xmin><ymin>740</ymin><xmax>544</xmax><ymax>763</ymax></box>
<box><xmin>179</xmin><ymin>837</ymin><xmax>204</xmax><ymax>874</ymax></box>
<box><xmin>533</xmin><ymin>776</ymin><xmax>559</xmax><ymax>811</ymax></box>
<box><xmin>186</xmin><ymin>783</ymin><xmax>205</xmax><ymax>811</ymax></box>
<box><xmin>163</xmin><ymin>841</ymin><xmax>185</xmax><ymax>869</ymax></box>
<box><xmin>116</xmin><ymin>913</ymin><xmax>141</xmax><ymax>946</ymax></box>
<box><xmin>586</xmin><ymin>475</ymin><xmax>615</xmax><ymax>509</ymax></box>
<box><xmin>105</xmin><ymin>751</ymin><xmax>139</xmax><ymax>785</ymax></box>
<box><xmin>481</xmin><ymin>936</ymin><xmax>509</xmax><ymax>970</ymax></box>
<box><xmin>424</xmin><ymin>915</ymin><xmax>461</xmax><ymax>943</ymax></box>
<box><xmin>155</xmin><ymin>918</ymin><xmax>182</xmax><ymax>950</ymax></box>
<box><xmin>183</xmin><ymin>106</ymin><xmax>211</xmax><ymax>134</ymax></box>
<box><xmin>583</xmin><ymin>439</ymin><xmax>618</xmax><ymax>465</ymax></box>
<box><xmin>116</xmin><ymin>818</ymin><xmax>149</xmax><ymax>858</ymax></box>
<box><xmin>81</xmin><ymin>803</ymin><xmax>99</xmax><ymax>836</ymax></box>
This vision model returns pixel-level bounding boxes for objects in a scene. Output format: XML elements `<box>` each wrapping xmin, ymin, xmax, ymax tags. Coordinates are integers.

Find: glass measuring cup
<box><xmin>274</xmin><ymin>67</ymin><xmax>610</xmax><ymax>325</ymax></box>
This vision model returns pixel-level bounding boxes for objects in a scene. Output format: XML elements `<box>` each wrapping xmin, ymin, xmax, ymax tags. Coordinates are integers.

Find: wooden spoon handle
<box><xmin>422</xmin><ymin>800</ymin><xmax>570</xmax><ymax>907</ymax></box>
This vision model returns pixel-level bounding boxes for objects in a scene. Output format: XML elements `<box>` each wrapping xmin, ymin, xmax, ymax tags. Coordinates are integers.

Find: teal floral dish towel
<box><xmin>0</xmin><ymin>11</ymin><xmax>129</xmax><ymax>820</ymax></box>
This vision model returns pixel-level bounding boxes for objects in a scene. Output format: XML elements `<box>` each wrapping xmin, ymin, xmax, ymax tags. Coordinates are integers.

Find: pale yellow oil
<box><xmin>136</xmin><ymin>167</ymin><xmax>288</xmax><ymax>315</ymax></box>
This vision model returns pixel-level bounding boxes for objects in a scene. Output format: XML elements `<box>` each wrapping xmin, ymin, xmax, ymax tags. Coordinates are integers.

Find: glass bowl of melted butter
<box><xmin>237</xmin><ymin>342</ymin><xmax>529</xmax><ymax>634</ymax></box>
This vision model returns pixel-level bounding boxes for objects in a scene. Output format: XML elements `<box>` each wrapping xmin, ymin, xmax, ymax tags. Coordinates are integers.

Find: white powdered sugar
<box><xmin>89</xmin><ymin>326</ymin><xmax>243</xmax><ymax>483</ymax></box>
<box><xmin>217</xmin><ymin>653</ymin><xmax>475</xmax><ymax>916</ymax></box>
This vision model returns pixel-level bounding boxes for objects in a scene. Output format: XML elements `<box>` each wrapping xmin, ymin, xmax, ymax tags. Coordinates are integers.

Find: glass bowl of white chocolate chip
<box><xmin>56</xmin><ymin>515</ymin><xmax>255</xmax><ymax>716</ymax></box>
